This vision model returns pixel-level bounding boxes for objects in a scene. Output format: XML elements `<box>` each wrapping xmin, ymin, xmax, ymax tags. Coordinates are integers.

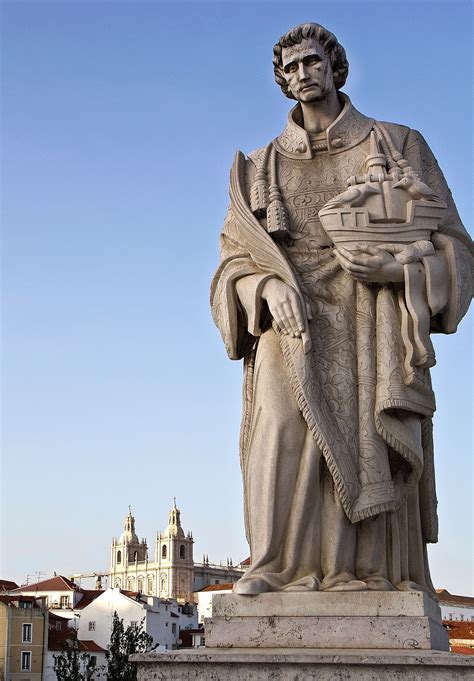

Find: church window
<box><xmin>180</xmin><ymin>544</ymin><xmax>185</xmax><ymax>559</ymax></box>
<box><xmin>128</xmin><ymin>577</ymin><xmax>135</xmax><ymax>590</ymax></box>
<box><xmin>147</xmin><ymin>577</ymin><xmax>154</xmax><ymax>595</ymax></box>
<box><xmin>162</xmin><ymin>545</ymin><xmax>167</xmax><ymax>559</ymax></box>
<box><xmin>115</xmin><ymin>578</ymin><xmax>121</xmax><ymax>588</ymax></box>
<box><xmin>133</xmin><ymin>551</ymin><xmax>138</xmax><ymax>562</ymax></box>
<box><xmin>117</xmin><ymin>550</ymin><xmax>122</xmax><ymax>564</ymax></box>
<box><xmin>137</xmin><ymin>577</ymin><xmax>144</xmax><ymax>593</ymax></box>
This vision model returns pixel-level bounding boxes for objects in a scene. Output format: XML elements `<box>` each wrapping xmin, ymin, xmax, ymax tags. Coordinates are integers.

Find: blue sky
<box><xmin>2</xmin><ymin>0</ymin><xmax>472</xmax><ymax>594</ymax></box>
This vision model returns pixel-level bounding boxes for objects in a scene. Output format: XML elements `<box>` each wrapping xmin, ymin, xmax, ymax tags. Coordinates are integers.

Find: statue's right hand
<box><xmin>261</xmin><ymin>278</ymin><xmax>306</xmax><ymax>338</ymax></box>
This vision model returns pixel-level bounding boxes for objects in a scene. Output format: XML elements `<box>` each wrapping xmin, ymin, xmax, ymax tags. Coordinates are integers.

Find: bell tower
<box><xmin>155</xmin><ymin>499</ymin><xmax>194</xmax><ymax>601</ymax></box>
<box><xmin>111</xmin><ymin>507</ymin><xmax>148</xmax><ymax>589</ymax></box>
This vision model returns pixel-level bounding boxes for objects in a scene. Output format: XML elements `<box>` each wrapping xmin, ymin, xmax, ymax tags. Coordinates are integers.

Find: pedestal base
<box><xmin>131</xmin><ymin>648</ymin><xmax>474</xmax><ymax>680</ymax></box>
<box><xmin>131</xmin><ymin>592</ymin><xmax>474</xmax><ymax>679</ymax></box>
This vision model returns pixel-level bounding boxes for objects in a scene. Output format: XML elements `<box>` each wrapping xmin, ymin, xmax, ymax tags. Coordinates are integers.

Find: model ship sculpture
<box><xmin>319</xmin><ymin>129</ymin><xmax>446</xmax><ymax>253</ymax></box>
<box><xmin>319</xmin><ymin>129</ymin><xmax>447</xmax><ymax>374</ymax></box>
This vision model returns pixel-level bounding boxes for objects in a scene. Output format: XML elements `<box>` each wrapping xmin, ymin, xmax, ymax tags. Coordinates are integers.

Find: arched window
<box><xmin>127</xmin><ymin>576</ymin><xmax>135</xmax><ymax>590</ymax></box>
<box><xmin>133</xmin><ymin>550</ymin><xmax>138</xmax><ymax>562</ymax></box>
<box><xmin>117</xmin><ymin>550</ymin><xmax>122</xmax><ymax>564</ymax></box>
<box><xmin>162</xmin><ymin>545</ymin><xmax>167</xmax><ymax>559</ymax></box>
<box><xmin>137</xmin><ymin>576</ymin><xmax>144</xmax><ymax>593</ymax></box>
<box><xmin>114</xmin><ymin>578</ymin><xmax>121</xmax><ymax>588</ymax></box>
<box><xmin>179</xmin><ymin>544</ymin><xmax>185</xmax><ymax>559</ymax></box>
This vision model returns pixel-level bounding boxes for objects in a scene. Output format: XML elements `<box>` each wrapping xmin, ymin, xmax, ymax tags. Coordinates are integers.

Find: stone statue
<box><xmin>211</xmin><ymin>23</ymin><xmax>472</xmax><ymax>596</ymax></box>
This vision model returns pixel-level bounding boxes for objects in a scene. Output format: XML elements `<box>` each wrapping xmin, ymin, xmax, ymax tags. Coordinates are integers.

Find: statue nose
<box><xmin>298</xmin><ymin>63</ymin><xmax>308</xmax><ymax>80</ymax></box>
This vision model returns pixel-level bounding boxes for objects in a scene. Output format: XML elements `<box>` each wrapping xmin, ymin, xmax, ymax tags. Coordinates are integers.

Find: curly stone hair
<box><xmin>273</xmin><ymin>23</ymin><xmax>349</xmax><ymax>99</ymax></box>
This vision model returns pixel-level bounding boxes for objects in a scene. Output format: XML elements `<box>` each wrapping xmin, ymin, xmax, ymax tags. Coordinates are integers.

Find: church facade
<box><xmin>110</xmin><ymin>502</ymin><xmax>245</xmax><ymax>602</ymax></box>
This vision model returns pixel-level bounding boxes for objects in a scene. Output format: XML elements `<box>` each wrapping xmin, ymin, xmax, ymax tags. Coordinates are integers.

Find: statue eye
<box><xmin>284</xmin><ymin>62</ymin><xmax>298</xmax><ymax>74</ymax></box>
<box><xmin>304</xmin><ymin>55</ymin><xmax>322</xmax><ymax>66</ymax></box>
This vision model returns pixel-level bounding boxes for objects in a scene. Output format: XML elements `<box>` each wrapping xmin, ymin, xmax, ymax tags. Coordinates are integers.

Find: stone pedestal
<box><xmin>207</xmin><ymin>591</ymin><xmax>449</xmax><ymax>650</ymax></box>
<box><xmin>131</xmin><ymin>592</ymin><xmax>474</xmax><ymax>679</ymax></box>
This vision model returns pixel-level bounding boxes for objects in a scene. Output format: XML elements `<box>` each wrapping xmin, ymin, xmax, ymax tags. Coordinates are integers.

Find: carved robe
<box><xmin>211</xmin><ymin>94</ymin><xmax>472</xmax><ymax>592</ymax></box>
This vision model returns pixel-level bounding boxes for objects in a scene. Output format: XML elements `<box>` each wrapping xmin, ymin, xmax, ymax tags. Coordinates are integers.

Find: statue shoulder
<box><xmin>247</xmin><ymin>144</ymin><xmax>271</xmax><ymax>169</ymax></box>
<box><xmin>376</xmin><ymin>120</ymin><xmax>411</xmax><ymax>153</ymax></box>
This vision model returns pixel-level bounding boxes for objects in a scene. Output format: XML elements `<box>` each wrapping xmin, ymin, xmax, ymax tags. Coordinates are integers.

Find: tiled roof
<box><xmin>0</xmin><ymin>595</ymin><xmax>42</xmax><ymax>608</ymax></box>
<box><xmin>198</xmin><ymin>583</ymin><xmax>233</xmax><ymax>592</ymax></box>
<box><xmin>13</xmin><ymin>575</ymin><xmax>78</xmax><ymax>593</ymax></box>
<box><xmin>74</xmin><ymin>590</ymin><xmax>104</xmax><ymax>610</ymax></box>
<box><xmin>445</xmin><ymin>620</ymin><xmax>474</xmax><ymax>640</ymax></box>
<box><xmin>0</xmin><ymin>579</ymin><xmax>19</xmax><ymax>591</ymax></box>
<box><xmin>451</xmin><ymin>646</ymin><xmax>474</xmax><ymax>655</ymax></box>
<box><xmin>436</xmin><ymin>589</ymin><xmax>474</xmax><ymax>606</ymax></box>
<box><xmin>79</xmin><ymin>639</ymin><xmax>106</xmax><ymax>652</ymax></box>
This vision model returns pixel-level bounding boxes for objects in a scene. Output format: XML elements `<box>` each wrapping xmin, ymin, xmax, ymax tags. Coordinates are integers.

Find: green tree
<box><xmin>53</xmin><ymin>639</ymin><xmax>99</xmax><ymax>681</ymax></box>
<box><xmin>106</xmin><ymin>612</ymin><xmax>154</xmax><ymax>681</ymax></box>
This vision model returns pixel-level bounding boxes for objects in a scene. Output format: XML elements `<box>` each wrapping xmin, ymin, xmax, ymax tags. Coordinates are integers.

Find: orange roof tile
<box><xmin>436</xmin><ymin>589</ymin><xmax>474</xmax><ymax>606</ymax></box>
<box><xmin>79</xmin><ymin>640</ymin><xmax>106</xmax><ymax>652</ymax></box>
<box><xmin>0</xmin><ymin>579</ymin><xmax>19</xmax><ymax>591</ymax></box>
<box><xmin>445</xmin><ymin>621</ymin><xmax>474</xmax><ymax>640</ymax></box>
<box><xmin>0</xmin><ymin>595</ymin><xmax>43</xmax><ymax>608</ymax></box>
<box><xmin>74</xmin><ymin>590</ymin><xmax>104</xmax><ymax>610</ymax></box>
<box><xmin>13</xmin><ymin>575</ymin><xmax>78</xmax><ymax>593</ymax></box>
<box><xmin>198</xmin><ymin>583</ymin><xmax>233</xmax><ymax>592</ymax></box>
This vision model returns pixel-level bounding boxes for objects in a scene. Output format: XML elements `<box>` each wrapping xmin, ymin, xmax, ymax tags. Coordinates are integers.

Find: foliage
<box><xmin>53</xmin><ymin>638</ymin><xmax>99</xmax><ymax>681</ymax></box>
<box><xmin>106</xmin><ymin>611</ymin><xmax>154</xmax><ymax>681</ymax></box>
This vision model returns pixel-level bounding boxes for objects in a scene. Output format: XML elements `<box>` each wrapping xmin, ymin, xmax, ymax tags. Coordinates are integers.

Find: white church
<box><xmin>110</xmin><ymin>501</ymin><xmax>245</xmax><ymax>602</ymax></box>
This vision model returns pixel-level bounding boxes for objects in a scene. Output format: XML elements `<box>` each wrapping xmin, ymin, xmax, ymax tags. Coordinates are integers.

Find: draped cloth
<box><xmin>211</xmin><ymin>110</ymin><xmax>473</xmax><ymax>593</ymax></box>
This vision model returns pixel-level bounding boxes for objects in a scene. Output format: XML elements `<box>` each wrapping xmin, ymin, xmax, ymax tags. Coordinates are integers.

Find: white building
<box><xmin>11</xmin><ymin>575</ymin><xmax>86</xmax><ymax>616</ymax></box>
<box><xmin>44</xmin><ymin>612</ymin><xmax>106</xmax><ymax>681</ymax></box>
<box><xmin>77</xmin><ymin>588</ymin><xmax>197</xmax><ymax>652</ymax></box>
<box><xmin>110</xmin><ymin>502</ymin><xmax>245</xmax><ymax>602</ymax></box>
<box><xmin>437</xmin><ymin>589</ymin><xmax>474</xmax><ymax>622</ymax></box>
<box><xmin>194</xmin><ymin>584</ymin><xmax>233</xmax><ymax>625</ymax></box>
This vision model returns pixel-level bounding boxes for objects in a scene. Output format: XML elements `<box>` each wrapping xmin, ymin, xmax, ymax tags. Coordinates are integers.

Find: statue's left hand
<box><xmin>334</xmin><ymin>244</ymin><xmax>404</xmax><ymax>284</ymax></box>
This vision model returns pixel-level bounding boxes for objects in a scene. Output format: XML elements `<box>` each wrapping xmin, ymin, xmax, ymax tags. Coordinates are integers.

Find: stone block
<box><xmin>206</xmin><ymin>614</ymin><xmax>448</xmax><ymax>650</ymax></box>
<box><xmin>206</xmin><ymin>591</ymin><xmax>449</xmax><ymax>651</ymax></box>
<box><xmin>212</xmin><ymin>590</ymin><xmax>442</xmax><ymax>619</ymax></box>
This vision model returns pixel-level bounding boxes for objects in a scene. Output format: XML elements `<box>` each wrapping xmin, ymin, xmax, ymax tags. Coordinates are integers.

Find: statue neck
<box><xmin>300</xmin><ymin>90</ymin><xmax>343</xmax><ymax>134</ymax></box>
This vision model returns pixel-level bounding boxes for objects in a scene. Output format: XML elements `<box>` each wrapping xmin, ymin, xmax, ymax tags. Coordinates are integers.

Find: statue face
<box><xmin>281</xmin><ymin>37</ymin><xmax>335</xmax><ymax>103</ymax></box>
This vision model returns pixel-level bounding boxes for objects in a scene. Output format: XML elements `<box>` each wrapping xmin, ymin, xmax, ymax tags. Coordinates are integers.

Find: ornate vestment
<box><xmin>211</xmin><ymin>94</ymin><xmax>472</xmax><ymax>591</ymax></box>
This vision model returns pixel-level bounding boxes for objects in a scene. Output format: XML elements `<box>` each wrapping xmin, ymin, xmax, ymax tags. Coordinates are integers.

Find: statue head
<box><xmin>273</xmin><ymin>23</ymin><xmax>349</xmax><ymax>101</ymax></box>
